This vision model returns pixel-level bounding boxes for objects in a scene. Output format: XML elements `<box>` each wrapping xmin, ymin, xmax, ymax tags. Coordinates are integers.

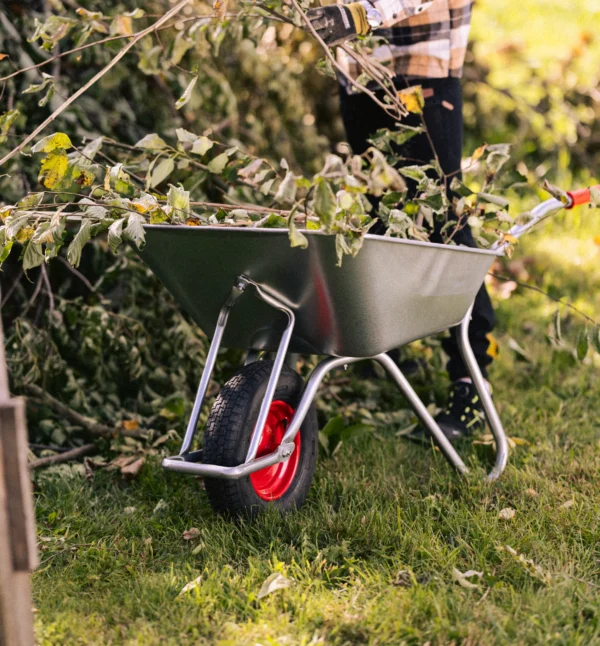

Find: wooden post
<box><xmin>0</xmin><ymin>317</ymin><xmax>37</xmax><ymax>646</ymax></box>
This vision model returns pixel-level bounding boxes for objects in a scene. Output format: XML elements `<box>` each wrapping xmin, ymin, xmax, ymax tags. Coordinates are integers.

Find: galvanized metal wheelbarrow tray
<box><xmin>137</xmin><ymin>192</ymin><xmax>586</xmax><ymax>489</ymax></box>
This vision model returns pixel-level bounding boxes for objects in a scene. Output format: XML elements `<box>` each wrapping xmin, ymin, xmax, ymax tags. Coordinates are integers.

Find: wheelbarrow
<box><xmin>137</xmin><ymin>186</ymin><xmax>596</xmax><ymax>516</ymax></box>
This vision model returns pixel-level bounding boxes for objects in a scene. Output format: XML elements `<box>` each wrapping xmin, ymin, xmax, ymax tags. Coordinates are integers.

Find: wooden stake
<box><xmin>0</xmin><ymin>316</ymin><xmax>37</xmax><ymax>645</ymax></box>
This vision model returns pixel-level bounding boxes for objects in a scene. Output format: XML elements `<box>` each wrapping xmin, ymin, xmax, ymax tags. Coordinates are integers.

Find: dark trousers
<box><xmin>339</xmin><ymin>76</ymin><xmax>495</xmax><ymax>380</ymax></box>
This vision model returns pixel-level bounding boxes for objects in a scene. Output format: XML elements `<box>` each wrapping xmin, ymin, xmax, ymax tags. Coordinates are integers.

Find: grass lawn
<box><xmin>32</xmin><ymin>209</ymin><xmax>600</xmax><ymax>645</ymax></box>
<box><xmin>29</xmin><ymin>2</ymin><xmax>600</xmax><ymax>642</ymax></box>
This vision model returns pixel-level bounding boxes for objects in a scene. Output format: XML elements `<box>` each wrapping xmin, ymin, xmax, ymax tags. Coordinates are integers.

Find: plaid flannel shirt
<box><xmin>339</xmin><ymin>0</ymin><xmax>474</xmax><ymax>84</ymax></box>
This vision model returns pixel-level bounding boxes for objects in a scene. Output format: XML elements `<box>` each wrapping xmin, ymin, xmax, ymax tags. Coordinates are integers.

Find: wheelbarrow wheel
<box><xmin>202</xmin><ymin>360</ymin><xmax>318</xmax><ymax>517</ymax></box>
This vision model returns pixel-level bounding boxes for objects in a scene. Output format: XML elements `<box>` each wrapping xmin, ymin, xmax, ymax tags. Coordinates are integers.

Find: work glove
<box><xmin>306</xmin><ymin>3</ymin><xmax>371</xmax><ymax>45</ymax></box>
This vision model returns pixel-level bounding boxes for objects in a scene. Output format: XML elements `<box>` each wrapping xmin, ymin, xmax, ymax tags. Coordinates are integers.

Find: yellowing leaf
<box><xmin>213</xmin><ymin>0</ymin><xmax>228</xmax><ymax>19</ymax></box>
<box><xmin>16</xmin><ymin>226</ymin><xmax>35</xmax><ymax>243</ymax></box>
<box><xmin>257</xmin><ymin>573</ymin><xmax>294</xmax><ymax>599</ymax></box>
<box><xmin>500</xmin><ymin>232</ymin><xmax>519</xmax><ymax>246</ymax></box>
<box><xmin>472</xmin><ymin>143</ymin><xmax>487</xmax><ymax>162</ymax></box>
<box><xmin>178</xmin><ymin>575</ymin><xmax>202</xmax><ymax>597</ymax></box>
<box><xmin>110</xmin><ymin>15</ymin><xmax>133</xmax><ymax>36</ymax></box>
<box><xmin>122</xmin><ymin>420</ymin><xmax>139</xmax><ymax>431</ymax></box>
<box><xmin>451</xmin><ymin>568</ymin><xmax>482</xmax><ymax>589</ymax></box>
<box><xmin>0</xmin><ymin>54</ymin><xmax>9</xmax><ymax>61</ymax></box>
<box><xmin>397</xmin><ymin>86</ymin><xmax>424</xmax><ymax>114</ymax></box>
<box><xmin>38</xmin><ymin>150</ymin><xmax>69</xmax><ymax>189</ymax></box>
<box><xmin>191</xmin><ymin>136</ymin><xmax>214</xmax><ymax>156</ymax></box>
<box><xmin>32</xmin><ymin>132</ymin><xmax>73</xmax><ymax>154</ymax></box>
<box><xmin>135</xmin><ymin>133</ymin><xmax>168</xmax><ymax>151</ymax></box>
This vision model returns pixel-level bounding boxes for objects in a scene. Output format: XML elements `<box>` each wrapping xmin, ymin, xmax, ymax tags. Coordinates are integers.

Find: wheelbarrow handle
<box><xmin>493</xmin><ymin>182</ymin><xmax>598</xmax><ymax>252</ymax></box>
<box><xmin>567</xmin><ymin>184</ymin><xmax>600</xmax><ymax>209</ymax></box>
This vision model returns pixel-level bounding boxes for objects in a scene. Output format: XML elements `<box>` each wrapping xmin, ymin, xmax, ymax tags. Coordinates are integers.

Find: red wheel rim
<box><xmin>249</xmin><ymin>400</ymin><xmax>301</xmax><ymax>501</ymax></box>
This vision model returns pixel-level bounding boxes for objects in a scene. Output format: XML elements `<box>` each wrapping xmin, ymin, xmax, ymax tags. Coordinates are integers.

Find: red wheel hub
<box><xmin>250</xmin><ymin>400</ymin><xmax>301</xmax><ymax>501</ymax></box>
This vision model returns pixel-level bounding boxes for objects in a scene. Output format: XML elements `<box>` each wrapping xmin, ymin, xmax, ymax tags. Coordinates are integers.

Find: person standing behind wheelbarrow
<box><xmin>307</xmin><ymin>0</ymin><xmax>496</xmax><ymax>443</ymax></box>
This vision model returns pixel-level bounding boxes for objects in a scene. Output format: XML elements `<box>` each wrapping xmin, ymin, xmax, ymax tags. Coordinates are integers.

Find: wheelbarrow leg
<box><xmin>374</xmin><ymin>354</ymin><xmax>469</xmax><ymax>475</ymax></box>
<box><xmin>457</xmin><ymin>303</ymin><xmax>509</xmax><ymax>481</ymax></box>
<box><xmin>179</xmin><ymin>277</ymin><xmax>248</xmax><ymax>456</ymax></box>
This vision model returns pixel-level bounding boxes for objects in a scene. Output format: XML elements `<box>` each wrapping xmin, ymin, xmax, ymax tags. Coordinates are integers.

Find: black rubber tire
<box><xmin>202</xmin><ymin>360</ymin><xmax>318</xmax><ymax>517</ymax></box>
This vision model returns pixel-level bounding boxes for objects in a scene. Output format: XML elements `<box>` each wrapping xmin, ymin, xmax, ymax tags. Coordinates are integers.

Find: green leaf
<box><xmin>450</xmin><ymin>177</ymin><xmax>474</xmax><ymax>197</ymax></box>
<box><xmin>552</xmin><ymin>309</ymin><xmax>562</xmax><ymax>342</ymax></box>
<box><xmin>591</xmin><ymin>326</ymin><xmax>600</xmax><ymax>354</ymax></box>
<box><xmin>5</xmin><ymin>214</ymin><xmax>31</xmax><ymax>240</ymax></box>
<box><xmin>288</xmin><ymin>211</ymin><xmax>308</xmax><ymax>249</ymax></box>
<box><xmin>17</xmin><ymin>193</ymin><xmax>44</xmax><ymax>209</ymax></box>
<box><xmin>313</xmin><ymin>179</ymin><xmax>336</xmax><ymax>229</ymax></box>
<box><xmin>123</xmin><ymin>214</ymin><xmax>146</xmax><ymax>248</ymax></box>
<box><xmin>577</xmin><ymin>329</ymin><xmax>589</xmax><ymax>361</ymax></box>
<box><xmin>22</xmin><ymin>73</ymin><xmax>54</xmax><ymax>95</ymax></box>
<box><xmin>134</xmin><ymin>134</ymin><xmax>169</xmax><ymax>151</ymax></box>
<box><xmin>191</xmin><ymin>136</ymin><xmax>214</xmax><ymax>156</ymax></box>
<box><xmin>22</xmin><ymin>241</ymin><xmax>45</xmax><ymax>271</ymax></box>
<box><xmin>66</xmin><ymin>219</ymin><xmax>92</xmax><ymax>267</ymax></box>
<box><xmin>167</xmin><ymin>184</ymin><xmax>190</xmax><ymax>221</ymax></box>
<box><xmin>0</xmin><ymin>110</ymin><xmax>19</xmax><ymax>145</ymax></box>
<box><xmin>274</xmin><ymin>171</ymin><xmax>298</xmax><ymax>204</ymax></box>
<box><xmin>478</xmin><ymin>192</ymin><xmax>510</xmax><ymax>208</ymax></box>
<box><xmin>175</xmin><ymin>76</ymin><xmax>197</xmax><ymax>110</ymax></box>
<box><xmin>108</xmin><ymin>218</ymin><xmax>125</xmax><ymax>253</ymax></box>
<box><xmin>32</xmin><ymin>132</ymin><xmax>72</xmax><ymax>154</ymax></box>
<box><xmin>176</xmin><ymin>128</ymin><xmax>198</xmax><ymax>144</ymax></box>
<box><xmin>149</xmin><ymin>157</ymin><xmax>175</xmax><ymax>188</ymax></box>
<box><xmin>207</xmin><ymin>152</ymin><xmax>229</xmax><ymax>175</ymax></box>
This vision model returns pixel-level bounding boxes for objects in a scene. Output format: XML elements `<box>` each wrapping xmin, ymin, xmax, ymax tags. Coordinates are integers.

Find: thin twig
<box><xmin>489</xmin><ymin>271</ymin><xmax>599</xmax><ymax>326</ymax></box>
<box><xmin>289</xmin><ymin>0</ymin><xmax>403</xmax><ymax>119</ymax></box>
<box><xmin>25</xmin><ymin>384</ymin><xmax>150</xmax><ymax>441</ymax></box>
<box><xmin>57</xmin><ymin>256</ymin><xmax>95</xmax><ymax>291</ymax></box>
<box><xmin>0</xmin><ymin>15</ymin><xmax>203</xmax><ymax>83</ymax></box>
<box><xmin>0</xmin><ymin>0</ymin><xmax>192</xmax><ymax>168</ymax></box>
<box><xmin>30</xmin><ymin>443</ymin><xmax>96</xmax><ymax>469</ymax></box>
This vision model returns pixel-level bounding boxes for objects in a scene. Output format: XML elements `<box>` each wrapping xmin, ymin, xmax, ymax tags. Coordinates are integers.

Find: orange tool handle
<box><xmin>566</xmin><ymin>185</ymin><xmax>600</xmax><ymax>209</ymax></box>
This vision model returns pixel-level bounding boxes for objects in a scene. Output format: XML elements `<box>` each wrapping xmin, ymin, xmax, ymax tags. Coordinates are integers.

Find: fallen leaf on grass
<box><xmin>498</xmin><ymin>545</ymin><xmax>551</xmax><ymax>584</ymax></box>
<box><xmin>452</xmin><ymin>568</ymin><xmax>482</xmax><ymax>589</ymax></box>
<box><xmin>183</xmin><ymin>528</ymin><xmax>201</xmax><ymax>540</ymax></box>
<box><xmin>525</xmin><ymin>488</ymin><xmax>538</xmax><ymax>498</ymax></box>
<box><xmin>123</xmin><ymin>507</ymin><xmax>137</xmax><ymax>514</ymax></box>
<box><xmin>498</xmin><ymin>508</ymin><xmax>516</xmax><ymax>520</ymax></box>
<box><xmin>153</xmin><ymin>499</ymin><xmax>168</xmax><ymax>515</ymax></box>
<box><xmin>392</xmin><ymin>570</ymin><xmax>413</xmax><ymax>588</ymax></box>
<box><xmin>559</xmin><ymin>498</ymin><xmax>575</xmax><ymax>510</ymax></box>
<box><xmin>257</xmin><ymin>573</ymin><xmax>294</xmax><ymax>599</ymax></box>
<box><xmin>178</xmin><ymin>575</ymin><xmax>202</xmax><ymax>597</ymax></box>
<box><xmin>121</xmin><ymin>456</ymin><xmax>145</xmax><ymax>477</ymax></box>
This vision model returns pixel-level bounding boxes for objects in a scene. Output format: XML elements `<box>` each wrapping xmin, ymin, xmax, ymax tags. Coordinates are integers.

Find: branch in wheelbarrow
<box><xmin>24</xmin><ymin>384</ymin><xmax>152</xmax><ymax>442</ymax></box>
<box><xmin>0</xmin><ymin>0</ymin><xmax>193</xmax><ymax>169</ymax></box>
<box><xmin>288</xmin><ymin>0</ymin><xmax>407</xmax><ymax>121</ymax></box>
<box><xmin>29</xmin><ymin>443</ymin><xmax>96</xmax><ymax>470</ymax></box>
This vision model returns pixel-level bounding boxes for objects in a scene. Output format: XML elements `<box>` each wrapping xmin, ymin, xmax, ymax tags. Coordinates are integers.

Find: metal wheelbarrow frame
<box><xmin>136</xmin><ymin>192</ymin><xmax>587</xmax><ymax>503</ymax></box>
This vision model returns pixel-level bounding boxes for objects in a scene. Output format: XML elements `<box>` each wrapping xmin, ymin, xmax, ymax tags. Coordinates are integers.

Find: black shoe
<box><xmin>407</xmin><ymin>380</ymin><xmax>487</xmax><ymax>445</ymax></box>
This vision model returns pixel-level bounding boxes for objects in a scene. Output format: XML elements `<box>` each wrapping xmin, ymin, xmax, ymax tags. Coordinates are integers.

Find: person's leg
<box><xmin>391</xmin><ymin>77</ymin><xmax>496</xmax><ymax>381</ymax></box>
<box><xmin>340</xmin><ymin>80</ymin><xmax>495</xmax><ymax>379</ymax></box>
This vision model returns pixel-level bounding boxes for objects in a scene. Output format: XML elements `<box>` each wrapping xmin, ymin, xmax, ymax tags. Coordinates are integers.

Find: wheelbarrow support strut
<box><xmin>162</xmin><ymin>275</ymin><xmax>509</xmax><ymax>482</ymax></box>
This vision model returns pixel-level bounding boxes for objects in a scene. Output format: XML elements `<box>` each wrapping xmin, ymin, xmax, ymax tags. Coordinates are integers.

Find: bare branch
<box><xmin>29</xmin><ymin>443</ymin><xmax>96</xmax><ymax>469</ymax></box>
<box><xmin>25</xmin><ymin>384</ymin><xmax>151</xmax><ymax>441</ymax></box>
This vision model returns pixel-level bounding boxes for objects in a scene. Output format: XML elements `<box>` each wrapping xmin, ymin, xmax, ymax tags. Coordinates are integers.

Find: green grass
<box><xmin>32</xmin><ymin>212</ymin><xmax>600</xmax><ymax>645</ymax></box>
